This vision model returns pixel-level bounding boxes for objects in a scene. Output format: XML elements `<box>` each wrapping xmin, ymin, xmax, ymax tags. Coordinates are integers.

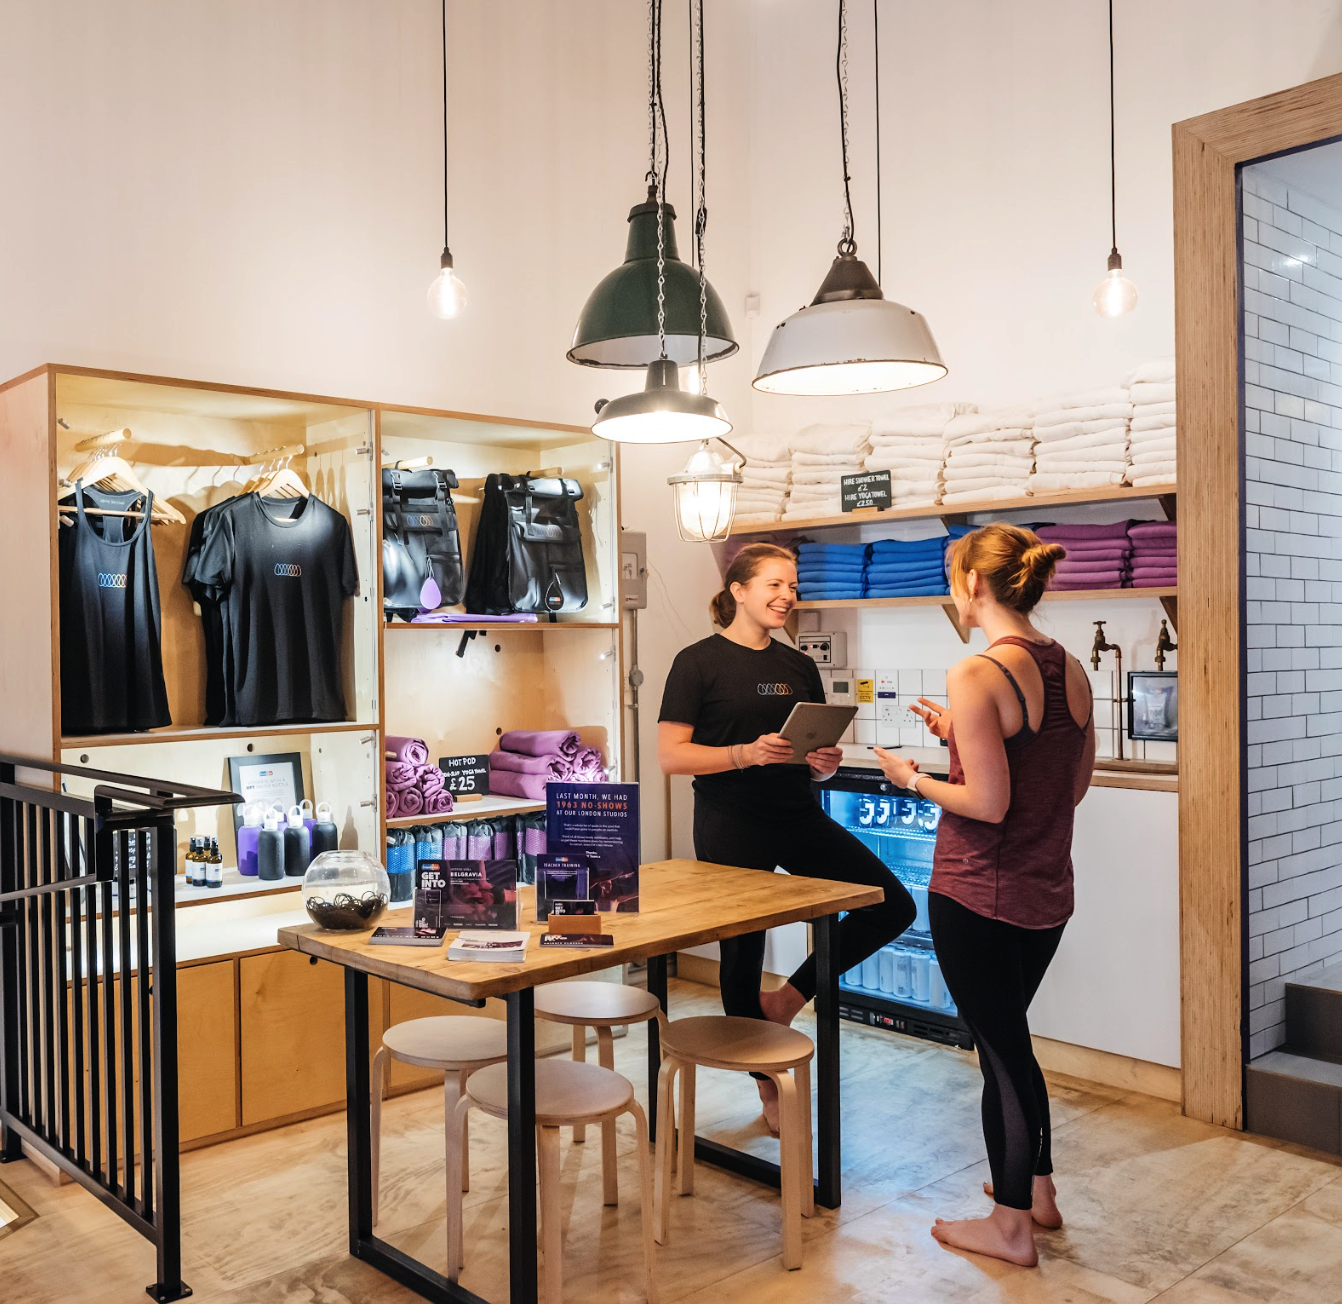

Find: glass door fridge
<box><xmin>817</xmin><ymin>765</ymin><xmax>972</xmax><ymax>1049</ymax></box>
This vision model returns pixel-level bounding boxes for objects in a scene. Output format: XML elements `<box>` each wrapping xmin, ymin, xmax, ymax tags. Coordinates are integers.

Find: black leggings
<box><xmin>928</xmin><ymin>891</ymin><xmax>1065</xmax><ymax>1211</ymax></box>
<box><xmin>693</xmin><ymin>798</ymin><xmax>915</xmax><ymax>1017</ymax></box>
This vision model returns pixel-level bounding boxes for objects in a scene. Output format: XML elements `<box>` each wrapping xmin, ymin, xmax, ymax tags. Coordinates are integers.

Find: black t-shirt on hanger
<box><xmin>59</xmin><ymin>482</ymin><xmax>171</xmax><ymax>734</ymax></box>
<box><xmin>658</xmin><ymin>633</ymin><xmax>826</xmax><ymax>817</ymax></box>
<box><xmin>194</xmin><ymin>494</ymin><xmax>359</xmax><ymax>726</ymax></box>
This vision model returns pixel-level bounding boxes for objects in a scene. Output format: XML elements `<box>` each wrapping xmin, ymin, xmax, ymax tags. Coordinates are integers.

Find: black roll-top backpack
<box><xmin>381</xmin><ymin>467</ymin><xmax>464</xmax><ymax>620</ymax></box>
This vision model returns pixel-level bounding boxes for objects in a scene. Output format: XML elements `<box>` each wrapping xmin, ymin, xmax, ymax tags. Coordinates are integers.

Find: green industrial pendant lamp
<box><xmin>569</xmin><ymin>0</ymin><xmax>737</xmax><ymax>369</ymax></box>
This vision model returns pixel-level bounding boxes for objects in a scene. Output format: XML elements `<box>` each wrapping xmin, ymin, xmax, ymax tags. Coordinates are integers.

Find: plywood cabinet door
<box><xmin>177</xmin><ymin>960</ymin><xmax>239</xmax><ymax>1143</ymax></box>
<box><xmin>239</xmin><ymin>950</ymin><xmax>347</xmax><ymax>1126</ymax></box>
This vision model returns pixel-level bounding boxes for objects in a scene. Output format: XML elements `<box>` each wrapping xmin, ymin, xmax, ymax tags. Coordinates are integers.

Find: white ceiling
<box><xmin>1252</xmin><ymin>139</ymin><xmax>1342</xmax><ymax>214</ymax></box>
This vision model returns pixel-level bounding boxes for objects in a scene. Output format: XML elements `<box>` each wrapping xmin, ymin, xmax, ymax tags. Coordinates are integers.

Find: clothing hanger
<box><xmin>251</xmin><ymin>449</ymin><xmax>310</xmax><ymax>500</ymax></box>
<box><xmin>57</xmin><ymin>428</ymin><xmax>186</xmax><ymax>526</ymax></box>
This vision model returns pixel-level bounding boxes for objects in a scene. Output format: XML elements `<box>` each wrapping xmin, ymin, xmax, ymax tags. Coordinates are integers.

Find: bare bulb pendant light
<box><xmin>1093</xmin><ymin>0</ymin><xmax>1136</xmax><ymax>318</ymax></box>
<box><xmin>753</xmin><ymin>0</ymin><xmax>946</xmax><ymax>396</ymax></box>
<box><xmin>426</xmin><ymin>0</ymin><xmax>467</xmax><ymax>320</ymax></box>
<box><xmin>593</xmin><ymin>0</ymin><xmax>732</xmax><ymax>447</ymax></box>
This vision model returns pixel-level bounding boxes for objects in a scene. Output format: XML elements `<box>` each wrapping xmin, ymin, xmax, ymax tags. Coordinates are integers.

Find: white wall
<box><xmin>4</xmin><ymin>0</ymin><xmax>1342</xmax><ymax>878</ymax></box>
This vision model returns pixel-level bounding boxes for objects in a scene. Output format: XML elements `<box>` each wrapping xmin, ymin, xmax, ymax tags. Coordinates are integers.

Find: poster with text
<box><xmin>545</xmin><ymin>783</ymin><xmax>640</xmax><ymax>913</ymax></box>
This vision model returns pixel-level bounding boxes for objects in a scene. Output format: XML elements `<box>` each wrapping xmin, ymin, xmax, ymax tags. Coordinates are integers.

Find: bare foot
<box><xmin>981</xmin><ymin>1175</ymin><xmax>1063</xmax><ymax>1229</ymax></box>
<box><xmin>758</xmin><ymin>982</ymin><xmax>805</xmax><ymax>1029</ymax></box>
<box><xmin>756</xmin><ymin>1078</ymin><xmax>781</xmax><ymax>1136</ymax></box>
<box><xmin>930</xmin><ymin>1206</ymin><xmax>1038</xmax><ymax>1266</ymax></box>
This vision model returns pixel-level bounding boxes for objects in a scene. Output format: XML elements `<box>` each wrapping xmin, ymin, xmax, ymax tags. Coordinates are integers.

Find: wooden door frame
<box><xmin>1175</xmin><ymin>73</ymin><xmax>1342</xmax><ymax>1127</ymax></box>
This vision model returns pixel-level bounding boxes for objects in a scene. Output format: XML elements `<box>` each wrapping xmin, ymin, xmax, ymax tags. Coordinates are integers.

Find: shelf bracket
<box><xmin>938</xmin><ymin>513</ymin><xmax>969</xmax><ymax>531</ymax></box>
<box><xmin>783</xmin><ymin>610</ymin><xmax>800</xmax><ymax>645</ymax></box>
<box><xmin>1159</xmin><ymin>594</ymin><xmax>1178</xmax><ymax>633</ymax></box>
<box><xmin>939</xmin><ymin>600</ymin><xmax>970</xmax><ymax>644</ymax></box>
<box><xmin>1157</xmin><ymin>493</ymin><xmax>1177</xmax><ymax>522</ymax></box>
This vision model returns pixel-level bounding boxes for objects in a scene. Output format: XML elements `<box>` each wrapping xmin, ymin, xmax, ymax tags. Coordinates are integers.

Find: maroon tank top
<box><xmin>931</xmin><ymin>637</ymin><xmax>1091</xmax><ymax>928</ymax></box>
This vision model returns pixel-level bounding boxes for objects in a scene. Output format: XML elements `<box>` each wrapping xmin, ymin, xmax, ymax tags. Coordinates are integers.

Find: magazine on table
<box><xmin>447</xmin><ymin>930</ymin><xmax>530</xmax><ymax>962</ymax></box>
<box><xmin>416</xmin><ymin>859</ymin><xmax>519</xmax><ymax>931</ymax></box>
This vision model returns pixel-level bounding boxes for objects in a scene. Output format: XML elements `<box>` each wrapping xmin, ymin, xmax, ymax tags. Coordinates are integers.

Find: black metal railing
<box><xmin>0</xmin><ymin>753</ymin><xmax>238</xmax><ymax>1303</ymax></box>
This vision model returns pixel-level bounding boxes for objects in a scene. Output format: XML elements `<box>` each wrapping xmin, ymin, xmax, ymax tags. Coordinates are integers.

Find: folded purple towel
<box><xmin>1130</xmin><ymin>575</ymin><xmax>1178</xmax><ymax>588</ymax></box>
<box><xmin>423</xmin><ymin>790</ymin><xmax>454</xmax><ymax>815</ymax></box>
<box><xmin>385</xmin><ymin>735</ymin><xmax>430</xmax><ymax>767</ymax></box>
<box><xmin>1053</xmin><ymin>543</ymin><xmax>1132</xmax><ymax>560</ymax></box>
<box><xmin>1049</xmin><ymin>576</ymin><xmax>1126</xmax><ymax>591</ymax></box>
<box><xmin>499</xmin><ymin>730</ymin><xmax>581</xmax><ymax>758</ymax></box>
<box><xmin>1036</xmin><ymin>521</ymin><xmax>1133</xmax><ymax>542</ymax></box>
<box><xmin>490</xmin><ymin>750</ymin><xmax>568</xmax><ymax>777</ymax></box>
<box><xmin>1130</xmin><ymin>566</ymin><xmax>1179</xmax><ymax>578</ymax></box>
<box><xmin>488</xmin><ymin>769</ymin><xmax>552</xmax><ymax>802</ymax></box>
<box><xmin>1054</xmin><ymin>565</ymin><xmax>1132</xmax><ymax>580</ymax></box>
<box><xmin>397</xmin><ymin>786</ymin><xmax>424</xmax><ymax>817</ymax></box>
<box><xmin>1131</xmin><ymin>547</ymin><xmax>1177</xmax><ymax>560</ymax></box>
<box><xmin>386</xmin><ymin>761</ymin><xmax>418</xmax><ymax>790</ymax></box>
<box><xmin>411</xmin><ymin>611</ymin><xmax>540</xmax><ymax>624</ymax></box>
<box><xmin>1128</xmin><ymin>521</ymin><xmax>1177</xmax><ymax>540</ymax></box>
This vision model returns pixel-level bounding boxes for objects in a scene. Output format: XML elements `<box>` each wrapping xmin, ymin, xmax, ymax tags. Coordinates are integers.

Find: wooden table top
<box><xmin>275</xmin><ymin>858</ymin><xmax>883</xmax><ymax>1002</ymax></box>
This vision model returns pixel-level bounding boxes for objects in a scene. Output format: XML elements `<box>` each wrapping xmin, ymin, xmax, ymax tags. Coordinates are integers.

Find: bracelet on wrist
<box><xmin>906</xmin><ymin>771</ymin><xmax>926</xmax><ymax>794</ymax></box>
<box><xmin>732</xmin><ymin>744</ymin><xmax>746</xmax><ymax>771</ymax></box>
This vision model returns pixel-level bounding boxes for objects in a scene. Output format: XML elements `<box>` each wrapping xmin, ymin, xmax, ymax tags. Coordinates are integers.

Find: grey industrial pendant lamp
<box><xmin>753</xmin><ymin>0</ymin><xmax>946</xmax><ymax>395</ymax></box>
<box><xmin>569</xmin><ymin>0</ymin><xmax>737</xmax><ymax>369</ymax></box>
<box><xmin>592</xmin><ymin>0</ymin><xmax>732</xmax><ymax>445</ymax></box>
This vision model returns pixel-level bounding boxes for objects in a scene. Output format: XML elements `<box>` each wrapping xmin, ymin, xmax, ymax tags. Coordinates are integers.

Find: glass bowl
<box><xmin>302</xmin><ymin>850</ymin><xmax>390</xmax><ymax>931</ymax></box>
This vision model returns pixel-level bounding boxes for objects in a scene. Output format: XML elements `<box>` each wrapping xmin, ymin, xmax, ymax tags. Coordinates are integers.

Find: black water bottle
<box><xmin>257</xmin><ymin>811</ymin><xmax>285</xmax><ymax>882</ymax></box>
<box><xmin>283</xmin><ymin>806</ymin><xmax>312</xmax><ymax>877</ymax></box>
<box><xmin>311</xmin><ymin>800</ymin><xmax>339</xmax><ymax>855</ymax></box>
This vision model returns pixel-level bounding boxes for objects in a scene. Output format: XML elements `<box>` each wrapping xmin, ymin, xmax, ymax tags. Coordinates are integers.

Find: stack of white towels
<box><xmin>729</xmin><ymin>434</ymin><xmax>793</xmax><ymax>524</ymax></box>
<box><xmin>1029</xmin><ymin>386</ymin><xmax>1133</xmax><ymax>492</ymax></box>
<box><xmin>1126</xmin><ymin>359</ymin><xmax>1177</xmax><ymax>488</ymax></box>
<box><xmin>782</xmin><ymin>423</ymin><xmax>871</xmax><ymax>519</ymax></box>
<box><xmin>865</xmin><ymin>404</ymin><xmax>972</xmax><ymax>508</ymax></box>
<box><xmin>940</xmin><ymin>408</ymin><xmax>1035</xmax><ymax>504</ymax></box>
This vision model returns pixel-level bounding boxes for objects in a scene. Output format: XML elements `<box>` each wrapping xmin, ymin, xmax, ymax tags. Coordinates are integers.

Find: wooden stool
<box><xmin>655</xmin><ymin>1016</ymin><xmax>814</xmax><ymax>1270</ymax></box>
<box><xmin>533</xmin><ymin>979</ymin><xmax>663</xmax><ymax>1206</ymax></box>
<box><xmin>370</xmin><ymin>1015</ymin><xmax>509</xmax><ymax>1229</ymax></box>
<box><xmin>447</xmin><ymin>1059</ymin><xmax>658</xmax><ymax>1304</ymax></box>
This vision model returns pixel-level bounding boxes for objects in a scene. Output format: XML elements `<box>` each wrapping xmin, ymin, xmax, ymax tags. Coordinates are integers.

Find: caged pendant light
<box><xmin>666</xmin><ymin>0</ymin><xmax>742</xmax><ymax>541</ymax></box>
<box><xmin>753</xmin><ymin>0</ymin><xmax>946</xmax><ymax>396</ymax></box>
<box><xmin>426</xmin><ymin>0</ymin><xmax>467</xmax><ymax>319</ymax></box>
<box><xmin>1092</xmin><ymin>0</ymin><xmax>1137</xmax><ymax>317</ymax></box>
<box><xmin>593</xmin><ymin>0</ymin><xmax>733</xmax><ymax>448</ymax></box>
<box><xmin>569</xmin><ymin>0</ymin><xmax>737</xmax><ymax>368</ymax></box>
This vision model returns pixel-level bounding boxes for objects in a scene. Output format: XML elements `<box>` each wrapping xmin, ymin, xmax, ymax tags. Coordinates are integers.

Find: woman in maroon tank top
<box><xmin>875</xmin><ymin>523</ymin><xmax>1096</xmax><ymax>1267</ymax></box>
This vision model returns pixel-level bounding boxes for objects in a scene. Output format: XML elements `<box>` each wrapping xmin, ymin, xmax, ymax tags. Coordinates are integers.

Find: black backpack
<box><xmin>465</xmin><ymin>474</ymin><xmax>588</xmax><ymax>615</ymax></box>
<box><xmin>381</xmin><ymin>468</ymin><xmax>464</xmax><ymax>620</ymax></box>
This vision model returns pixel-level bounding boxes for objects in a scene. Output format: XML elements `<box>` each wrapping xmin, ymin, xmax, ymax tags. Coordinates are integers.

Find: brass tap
<box><xmin>1155</xmin><ymin>618</ymin><xmax>1177</xmax><ymax>672</ymax></box>
<box><xmin>1090</xmin><ymin>619</ymin><xmax>1119</xmax><ymax>670</ymax></box>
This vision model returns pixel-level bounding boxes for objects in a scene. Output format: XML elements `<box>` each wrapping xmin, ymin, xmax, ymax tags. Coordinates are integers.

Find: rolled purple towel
<box><xmin>489</xmin><ymin>750</ymin><xmax>568</xmax><ymax>777</ymax></box>
<box><xmin>488</xmin><ymin>769</ymin><xmax>552</xmax><ymax>802</ymax></box>
<box><xmin>385</xmin><ymin>735</ymin><xmax>430</xmax><ymax>767</ymax></box>
<box><xmin>397</xmin><ymin>786</ymin><xmax>424</xmax><ymax>817</ymax></box>
<box><xmin>422</xmin><ymin>790</ymin><xmax>454</xmax><ymax>815</ymax></box>
<box><xmin>386</xmin><ymin>761</ymin><xmax>418</xmax><ymax>791</ymax></box>
<box><xmin>418</xmin><ymin>766</ymin><xmax>447</xmax><ymax>794</ymax></box>
<box><xmin>386</xmin><ymin>788</ymin><xmax>401</xmax><ymax>819</ymax></box>
<box><xmin>499</xmin><ymin>730</ymin><xmax>581</xmax><ymax>758</ymax></box>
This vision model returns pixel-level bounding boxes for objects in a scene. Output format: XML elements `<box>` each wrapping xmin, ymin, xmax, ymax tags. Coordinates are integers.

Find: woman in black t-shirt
<box><xmin>658</xmin><ymin>543</ymin><xmax>914</xmax><ymax>1132</ymax></box>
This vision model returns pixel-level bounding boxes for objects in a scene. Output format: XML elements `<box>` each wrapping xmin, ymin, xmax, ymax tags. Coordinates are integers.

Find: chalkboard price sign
<box><xmin>841</xmin><ymin>470</ymin><xmax>893</xmax><ymax>512</ymax></box>
<box><xmin>437</xmin><ymin>755</ymin><xmax>491</xmax><ymax>795</ymax></box>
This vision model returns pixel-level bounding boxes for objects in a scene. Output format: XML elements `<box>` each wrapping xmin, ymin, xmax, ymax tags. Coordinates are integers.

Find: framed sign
<box><xmin>1127</xmin><ymin>672</ymin><xmax>1179</xmax><ymax>742</ymax></box>
<box><xmin>438</xmin><ymin>754</ymin><xmax>491</xmax><ymax>796</ymax></box>
<box><xmin>226</xmin><ymin>752</ymin><xmax>305</xmax><ymax>830</ymax></box>
<box><xmin>841</xmin><ymin>470</ymin><xmax>892</xmax><ymax>512</ymax></box>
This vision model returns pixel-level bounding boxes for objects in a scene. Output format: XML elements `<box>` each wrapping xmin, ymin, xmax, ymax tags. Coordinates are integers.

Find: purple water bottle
<box><xmin>236</xmin><ymin>803</ymin><xmax>264</xmax><ymax>877</ymax></box>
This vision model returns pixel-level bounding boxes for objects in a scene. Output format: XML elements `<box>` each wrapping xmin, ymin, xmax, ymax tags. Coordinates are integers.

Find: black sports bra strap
<box><xmin>977</xmin><ymin>653</ymin><xmax>1029</xmax><ymax>714</ymax></box>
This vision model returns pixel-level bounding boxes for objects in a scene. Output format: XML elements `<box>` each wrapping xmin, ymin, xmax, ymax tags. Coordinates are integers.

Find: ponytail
<box><xmin>946</xmin><ymin>523</ymin><xmax>1065</xmax><ymax>614</ymax></box>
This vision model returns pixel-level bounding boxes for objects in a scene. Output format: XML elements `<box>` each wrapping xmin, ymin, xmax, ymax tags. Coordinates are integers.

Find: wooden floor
<box><xmin>4</xmin><ymin>978</ymin><xmax>1342</xmax><ymax>1304</ymax></box>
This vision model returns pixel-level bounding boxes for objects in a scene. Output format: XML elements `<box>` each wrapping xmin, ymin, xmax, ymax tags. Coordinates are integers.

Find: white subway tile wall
<box><xmin>1243</xmin><ymin>168</ymin><xmax>1342</xmax><ymax>1057</ymax></box>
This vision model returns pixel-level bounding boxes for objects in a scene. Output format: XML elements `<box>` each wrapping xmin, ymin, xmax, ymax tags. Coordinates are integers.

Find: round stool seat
<box><xmin>466</xmin><ymin>1059</ymin><xmax>633</xmax><ymax>1124</ymax></box>
<box><xmin>660</xmin><ymin>1016</ymin><xmax>814</xmax><ymax>1073</ymax></box>
<box><xmin>381</xmin><ymin>1015</ymin><xmax>509</xmax><ymax>1070</ymax></box>
<box><xmin>534</xmin><ymin>980</ymin><xmax>661</xmax><ymax>1026</ymax></box>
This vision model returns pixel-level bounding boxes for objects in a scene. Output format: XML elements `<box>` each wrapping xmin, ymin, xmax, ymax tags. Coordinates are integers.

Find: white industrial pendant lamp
<box><xmin>1093</xmin><ymin>0</ymin><xmax>1137</xmax><ymax>318</ymax></box>
<box><xmin>666</xmin><ymin>0</ymin><xmax>741</xmax><ymax>540</ymax></box>
<box><xmin>754</xmin><ymin>0</ymin><xmax>946</xmax><ymax>396</ymax></box>
<box><xmin>426</xmin><ymin>0</ymin><xmax>467</xmax><ymax>320</ymax></box>
<box><xmin>594</xmin><ymin>0</ymin><xmax>732</xmax><ymax>447</ymax></box>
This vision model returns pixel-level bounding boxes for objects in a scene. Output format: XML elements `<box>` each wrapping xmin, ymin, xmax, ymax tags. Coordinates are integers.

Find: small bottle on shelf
<box><xmin>284</xmin><ymin>805</ymin><xmax>312</xmax><ymax>878</ymax></box>
<box><xmin>257</xmin><ymin>811</ymin><xmax>285</xmax><ymax>882</ymax></box>
<box><xmin>187</xmin><ymin>837</ymin><xmax>206</xmax><ymax>887</ymax></box>
<box><xmin>205</xmin><ymin>837</ymin><xmax>223</xmax><ymax>890</ymax></box>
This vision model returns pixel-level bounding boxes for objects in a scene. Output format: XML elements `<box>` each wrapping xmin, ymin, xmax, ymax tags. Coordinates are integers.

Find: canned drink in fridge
<box><xmin>929</xmin><ymin>957</ymin><xmax>951</xmax><ymax>1010</ymax></box>
<box><xmin>878</xmin><ymin>946</ymin><xmax>896</xmax><ymax>993</ymax></box>
<box><xmin>911</xmin><ymin>951</ymin><xmax>931</xmax><ymax>1003</ymax></box>
<box><xmin>893</xmin><ymin>949</ymin><xmax>912</xmax><ymax>998</ymax></box>
<box><xmin>861</xmin><ymin>952</ymin><xmax>881</xmax><ymax>989</ymax></box>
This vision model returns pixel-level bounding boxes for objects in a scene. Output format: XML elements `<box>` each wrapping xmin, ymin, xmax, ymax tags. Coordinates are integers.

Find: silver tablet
<box><xmin>777</xmin><ymin>702</ymin><xmax>859</xmax><ymax>764</ymax></box>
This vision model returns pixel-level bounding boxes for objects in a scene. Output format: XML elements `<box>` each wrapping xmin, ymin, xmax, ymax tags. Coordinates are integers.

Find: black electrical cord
<box><xmin>837</xmin><ymin>0</ymin><xmax>855</xmax><ymax>254</ymax></box>
<box><xmin>873</xmin><ymin>0</ymin><xmax>881</xmax><ymax>285</ymax></box>
<box><xmin>441</xmin><ymin>0</ymin><xmax>449</xmax><ymax>250</ymax></box>
<box><xmin>654</xmin><ymin>0</ymin><xmax>669</xmax><ymax>201</ymax></box>
<box><xmin>1108</xmin><ymin>0</ymin><xmax>1117</xmax><ymax>255</ymax></box>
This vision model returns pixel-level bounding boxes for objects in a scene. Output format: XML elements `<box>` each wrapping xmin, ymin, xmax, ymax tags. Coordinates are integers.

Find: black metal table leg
<box><xmin>813</xmin><ymin>912</ymin><xmax>841</xmax><ymax>1209</ymax></box>
<box><xmin>645</xmin><ymin>954</ymin><xmax>668</xmax><ymax>1142</ymax></box>
<box><xmin>505</xmin><ymin>989</ymin><xmax>538</xmax><ymax>1304</ymax></box>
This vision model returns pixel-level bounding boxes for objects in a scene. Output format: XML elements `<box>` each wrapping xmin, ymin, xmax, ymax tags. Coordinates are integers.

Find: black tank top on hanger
<box><xmin>59</xmin><ymin>480</ymin><xmax>171</xmax><ymax>734</ymax></box>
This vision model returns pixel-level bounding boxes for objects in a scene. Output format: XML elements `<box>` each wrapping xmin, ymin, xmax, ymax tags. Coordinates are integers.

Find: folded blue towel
<box><xmin>796</xmin><ymin>543</ymin><xmax>869</xmax><ymax>559</ymax></box>
<box><xmin>865</xmin><ymin>572</ymin><xmax>946</xmax><ymax>587</ymax></box>
<box><xmin>865</xmin><ymin>558</ymin><xmax>947</xmax><ymax>574</ymax></box>
<box><xmin>864</xmin><ymin>582</ymin><xmax>949</xmax><ymax>598</ymax></box>
<box><xmin>799</xmin><ymin>586</ymin><xmax>866</xmax><ymax>599</ymax></box>
<box><xmin>797</xmin><ymin>564</ymin><xmax>867</xmax><ymax>578</ymax></box>
<box><xmin>868</xmin><ymin>539</ymin><xmax>949</xmax><ymax>556</ymax></box>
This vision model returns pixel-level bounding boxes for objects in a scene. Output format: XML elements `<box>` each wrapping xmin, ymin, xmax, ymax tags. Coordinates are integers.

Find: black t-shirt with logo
<box><xmin>194</xmin><ymin>494</ymin><xmax>358</xmax><ymax>726</ymax></box>
<box><xmin>658</xmin><ymin>634</ymin><xmax>826</xmax><ymax>815</ymax></box>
